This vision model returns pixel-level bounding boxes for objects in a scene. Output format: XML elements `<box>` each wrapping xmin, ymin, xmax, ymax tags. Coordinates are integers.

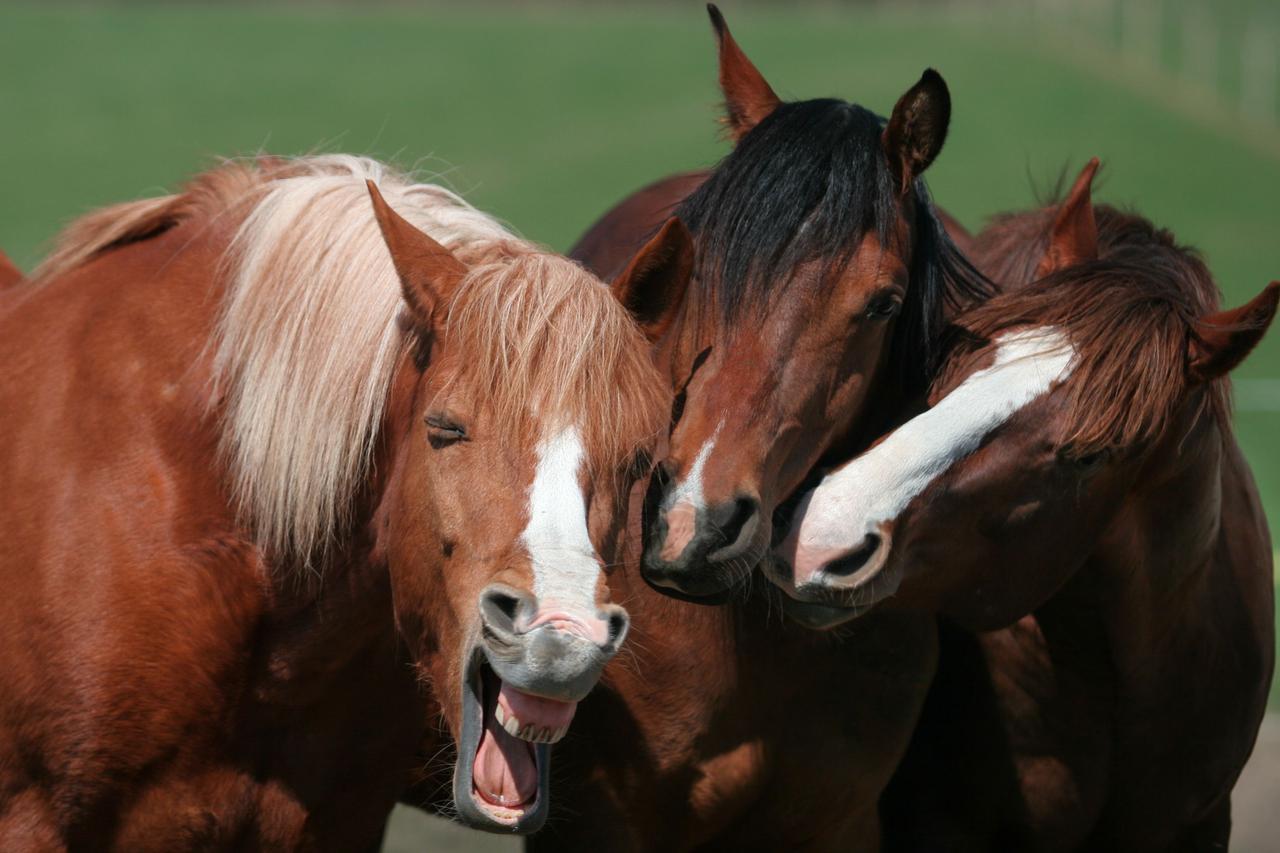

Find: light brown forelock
<box><xmin>442</xmin><ymin>249</ymin><xmax>671</xmax><ymax>474</ymax></box>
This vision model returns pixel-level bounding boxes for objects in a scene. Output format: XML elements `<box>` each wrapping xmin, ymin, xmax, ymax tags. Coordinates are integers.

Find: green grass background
<box><xmin>1</xmin><ymin>3</ymin><xmax>1276</xmax><ymax>706</ymax></box>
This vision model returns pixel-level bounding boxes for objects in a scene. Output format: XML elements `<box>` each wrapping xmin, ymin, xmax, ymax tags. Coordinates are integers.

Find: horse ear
<box><xmin>707</xmin><ymin>4</ymin><xmax>780</xmax><ymax>141</ymax></box>
<box><xmin>1188</xmin><ymin>282</ymin><xmax>1280</xmax><ymax>382</ymax></box>
<box><xmin>366</xmin><ymin>180</ymin><xmax>466</xmax><ymax>328</ymax></box>
<box><xmin>611</xmin><ymin>217</ymin><xmax>693</xmax><ymax>344</ymax></box>
<box><xmin>0</xmin><ymin>250</ymin><xmax>22</xmax><ymax>289</ymax></box>
<box><xmin>1036</xmin><ymin>158</ymin><xmax>1101</xmax><ymax>278</ymax></box>
<box><xmin>882</xmin><ymin>69</ymin><xmax>950</xmax><ymax>194</ymax></box>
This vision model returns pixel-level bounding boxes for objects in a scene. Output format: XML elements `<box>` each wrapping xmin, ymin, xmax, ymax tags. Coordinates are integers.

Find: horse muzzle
<box><xmin>452</xmin><ymin>584</ymin><xmax>629</xmax><ymax>833</ymax></box>
<box><xmin>764</xmin><ymin>525</ymin><xmax>901</xmax><ymax>629</ymax></box>
<box><xmin>640</xmin><ymin>471</ymin><xmax>763</xmax><ymax>599</ymax></box>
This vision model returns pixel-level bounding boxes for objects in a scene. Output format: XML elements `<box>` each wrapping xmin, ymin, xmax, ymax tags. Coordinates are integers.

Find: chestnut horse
<box><xmin>773</xmin><ymin>162</ymin><xmax>1276</xmax><ymax>849</ymax></box>
<box><xmin>572</xmin><ymin>5</ymin><xmax>989</xmax><ymax>600</ymax></box>
<box><xmin>0</xmin><ymin>155</ymin><xmax>685</xmax><ymax>846</ymax></box>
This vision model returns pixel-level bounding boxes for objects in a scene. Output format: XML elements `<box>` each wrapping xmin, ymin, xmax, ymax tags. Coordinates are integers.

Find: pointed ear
<box><xmin>0</xmin><ymin>250</ymin><xmax>23</xmax><ymax>289</ymax></box>
<box><xmin>882</xmin><ymin>69</ymin><xmax>950</xmax><ymax>194</ymax></box>
<box><xmin>611</xmin><ymin>217</ymin><xmax>694</xmax><ymax>344</ymax></box>
<box><xmin>1188</xmin><ymin>282</ymin><xmax>1280</xmax><ymax>382</ymax></box>
<box><xmin>707</xmin><ymin>4</ymin><xmax>781</xmax><ymax>141</ymax></box>
<box><xmin>366</xmin><ymin>180</ymin><xmax>466</xmax><ymax>328</ymax></box>
<box><xmin>1036</xmin><ymin>158</ymin><xmax>1101</xmax><ymax>278</ymax></box>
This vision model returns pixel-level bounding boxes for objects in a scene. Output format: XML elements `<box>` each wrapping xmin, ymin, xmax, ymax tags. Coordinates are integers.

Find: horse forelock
<box><xmin>676</xmin><ymin>97</ymin><xmax>992</xmax><ymax>389</ymax></box>
<box><xmin>957</xmin><ymin>207</ymin><xmax>1226</xmax><ymax>457</ymax></box>
<box><xmin>442</xmin><ymin>253</ymin><xmax>669</xmax><ymax>478</ymax></box>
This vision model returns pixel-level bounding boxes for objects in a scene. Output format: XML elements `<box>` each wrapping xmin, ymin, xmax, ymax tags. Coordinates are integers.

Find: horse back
<box><xmin>569</xmin><ymin>171</ymin><xmax>709</xmax><ymax>280</ymax></box>
<box><xmin>0</xmin><ymin>219</ymin><xmax>422</xmax><ymax>849</ymax></box>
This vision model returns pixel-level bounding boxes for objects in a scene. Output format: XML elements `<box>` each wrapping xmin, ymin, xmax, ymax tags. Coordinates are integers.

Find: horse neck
<box><xmin>1022</xmin><ymin>409</ymin><xmax>1272</xmax><ymax>827</ymax></box>
<box><xmin>1065</xmin><ymin>408</ymin><xmax>1261</xmax><ymax>697</ymax></box>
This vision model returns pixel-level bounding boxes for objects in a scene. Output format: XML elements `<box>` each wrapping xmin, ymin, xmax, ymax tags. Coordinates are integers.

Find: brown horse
<box><xmin>572</xmin><ymin>5</ymin><xmax>989</xmax><ymax>600</ymax></box>
<box><xmin>0</xmin><ymin>155</ymin><xmax>687</xmax><ymax>846</ymax></box>
<box><xmin>773</xmin><ymin>162</ymin><xmax>1276</xmax><ymax>849</ymax></box>
<box><xmin>0</xmin><ymin>250</ymin><xmax>20</xmax><ymax>288</ymax></box>
<box><xmin>505</xmin><ymin>7</ymin><xmax>990</xmax><ymax>849</ymax></box>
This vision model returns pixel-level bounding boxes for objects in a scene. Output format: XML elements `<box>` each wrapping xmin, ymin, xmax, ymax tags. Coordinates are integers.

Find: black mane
<box><xmin>676</xmin><ymin>97</ymin><xmax>992</xmax><ymax>390</ymax></box>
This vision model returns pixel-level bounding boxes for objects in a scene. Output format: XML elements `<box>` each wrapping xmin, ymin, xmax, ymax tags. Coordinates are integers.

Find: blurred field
<box><xmin>1</xmin><ymin>3</ymin><xmax>1277</xmax><ymax>848</ymax></box>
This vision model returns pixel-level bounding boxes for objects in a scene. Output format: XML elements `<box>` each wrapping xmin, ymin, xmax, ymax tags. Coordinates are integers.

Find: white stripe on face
<box><xmin>522</xmin><ymin>425</ymin><xmax>601</xmax><ymax>614</ymax></box>
<box><xmin>659</xmin><ymin>420</ymin><xmax>723</xmax><ymax>561</ymax></box>
<box><xmin>788</xmin><ymin>328</ymin><xmax>1076</xmax><ymax>557</ymax></box>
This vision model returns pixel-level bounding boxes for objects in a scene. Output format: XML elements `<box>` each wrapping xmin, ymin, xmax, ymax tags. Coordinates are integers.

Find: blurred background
<box><xmin>2</xmin><ymin>1</ymin><xmax>1276</xmax><ymax>849</ymax></box>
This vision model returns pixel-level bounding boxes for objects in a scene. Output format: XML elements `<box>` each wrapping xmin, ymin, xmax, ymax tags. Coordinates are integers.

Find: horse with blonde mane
<box><xmin>0</xmin><ymin>154</ymin><xmax>686</xmax><ymax>846</ymax></box>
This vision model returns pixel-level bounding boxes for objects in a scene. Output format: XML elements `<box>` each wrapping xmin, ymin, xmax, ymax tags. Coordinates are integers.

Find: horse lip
<box><xmin>638</xmin><ymin>568</ymin><xmax>734</xmax><ymax>605</ymax></box>
<box><xmin>451</xmin><ymin>647</ymin><xmax>552</xmax><ymax>834</ymax></box>
<box><xmin>765</xmin><ymin>550</ymin><xmax>902</xmax><ymax>626</ymax></box>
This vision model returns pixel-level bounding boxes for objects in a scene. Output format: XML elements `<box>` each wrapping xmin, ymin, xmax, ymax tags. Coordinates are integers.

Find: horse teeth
<box><xmin>504</xmin><ymin>715</ymin><xmax>521</xmax><ymax>736</ymax></box>
<box><xmin>495</xmin><ymin>705</ymin><xmax>507</xmax><ymax>727</ymax></box>
<box><xmin>548</xmin><ymin>725</ymin><xmax>568</xmax><ymax>744</ymax></box>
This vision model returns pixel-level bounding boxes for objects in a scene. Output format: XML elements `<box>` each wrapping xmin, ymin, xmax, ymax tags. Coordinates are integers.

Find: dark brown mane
<box><xmin>958</xmin><ymin>206</ymin><xmax>1227</xmax><ymax>455</ymax></box>
<box><xmin>969</xmin><ymin>205</ymin><xmax>1054</xmax><ymax>286</ymax></box>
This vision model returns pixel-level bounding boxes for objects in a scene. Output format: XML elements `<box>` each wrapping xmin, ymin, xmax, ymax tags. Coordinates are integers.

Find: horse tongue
<box><xmin>474</xmin><ymin>706</ymin><xmax>538</xmax><ymax>808</ymax></box>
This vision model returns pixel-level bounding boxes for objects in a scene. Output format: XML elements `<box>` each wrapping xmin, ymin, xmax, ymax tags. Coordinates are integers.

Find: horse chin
<box><xmin>779</xmin><ymin>595</ymin><xmax>870</xmax><ymax>630</ymax></box>
<box><xmin>639</xmin><ymin>572</ymin><xmax>734</xmax><ymax>605</ymax></box>
<box><xmin>452</xmin><ymin>649</ymin><xmax>552</xmax><ymax>834</ymax></box>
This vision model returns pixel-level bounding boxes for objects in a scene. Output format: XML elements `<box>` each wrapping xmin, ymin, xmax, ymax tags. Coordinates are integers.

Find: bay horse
<box><xmin>772</xmin><ymin>161</ymin><xmax>1277</xmax><ymax>849</ymax></box>
<box><xmin>572</xmin><ymin>5</ymin><xmax>989</xmax><ymax>600</ymax></box>
<box><xmin>508</xmin><ymin>7</ymin><xmax>988</xmax><ymax>850</ymax></box>
<box><xmin>0</xmin><ymin>154</ymin><xmax>686</xmax><ymax>846</ymax></box>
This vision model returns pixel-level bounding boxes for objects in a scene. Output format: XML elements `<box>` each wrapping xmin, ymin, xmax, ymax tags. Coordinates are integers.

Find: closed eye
<box><xmin>1056</xmin><ymin>445</ymin><xmax>1111</xmax><ymax>473</ymax></box>
<box><xmin>425</xmin><ymin>413</ymin><xmax>467</xmax><ymax>446</ymax></box>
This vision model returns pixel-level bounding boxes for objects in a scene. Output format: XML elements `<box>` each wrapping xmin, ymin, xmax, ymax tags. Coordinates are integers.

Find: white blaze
<box><xmin>656</xmin><ymin>420</ymin><xmax>724</xmax><ymax>560</ymax></box>
<box><xmin>522</xmin><ymin>425</ymin><xmax>600</xmax><ymax>613</ymax></box>
<box><xmin>664</xmin><ymin>419</ymin><xmax>724</xmax><ymax>512</ymax></box>
<box><xmin>791</xmin><ymin>328</ymin><xmax>1076</xmax><ymax>552</ymax></box>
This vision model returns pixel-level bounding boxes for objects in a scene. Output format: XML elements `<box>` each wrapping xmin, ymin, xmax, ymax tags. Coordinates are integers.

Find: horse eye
<box><xmin>425</xmin><ymin>413</ymin><xmax>467</xmax><ymax>446</ymax></box>
<box><xmin>865</xmin><ymin>293</ymin><xmax>902</xmax><ymax>319</ymax></box>
<box><xmin>1076</xmin><ymin>450</ymin><xmax>1109</xmax><ymax>469</ymax></box>
<box><xmin>1058</xmin><ymin>446</ymin><xmax>1110</xmax><ymax>471</ymax></box>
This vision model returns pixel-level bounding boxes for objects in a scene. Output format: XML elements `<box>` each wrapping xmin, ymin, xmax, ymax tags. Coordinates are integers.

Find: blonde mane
<box><xmin>35</xmin><ymin>155</ymin><xmax>669</xmax><ymax>566</ymax></box>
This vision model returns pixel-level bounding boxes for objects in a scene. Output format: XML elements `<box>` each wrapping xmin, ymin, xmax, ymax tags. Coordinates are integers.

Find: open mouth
<box><xmin>454</xmin><ymin>655</ymin><xmax>578</xmax><ymax>832</ymax></box>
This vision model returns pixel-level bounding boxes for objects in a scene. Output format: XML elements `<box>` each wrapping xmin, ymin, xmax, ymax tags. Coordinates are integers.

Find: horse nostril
<box><xmin>823</xmin><ymin>533</ymin><xmax>883</xmax><ymax>578</ymax></box>
<box><xmin>602</xmin><ymin>607</ymin><xmax>630</xmax><ymax>651</ymax></box>
<box><xmin>711</xmin><ymin>495</ymin><xmax>759</xmax><ymax>549</ymax></box>
<box><xmin>478</xmin><ymin>584</ymin><xmax>534</xmax><ymax>641</ymax></box>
